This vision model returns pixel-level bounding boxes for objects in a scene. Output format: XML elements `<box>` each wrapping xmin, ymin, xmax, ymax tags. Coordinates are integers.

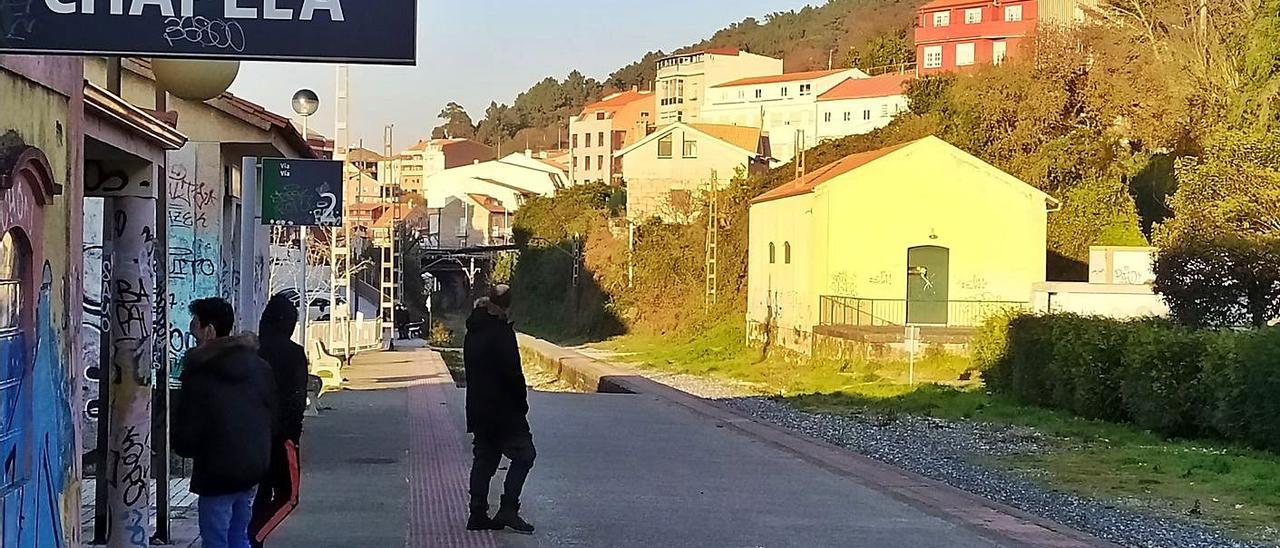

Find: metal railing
<box><xmin>818</xmin><ymin>296</ymin><xmax>1029</xmax><ymax>328</ymax></box>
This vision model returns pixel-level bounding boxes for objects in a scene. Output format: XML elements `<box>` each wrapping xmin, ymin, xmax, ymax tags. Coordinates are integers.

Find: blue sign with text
<box><xmin>0</xmin><ymin>0</ymin><xmax>415</xmax><ymax>64</ymax></box>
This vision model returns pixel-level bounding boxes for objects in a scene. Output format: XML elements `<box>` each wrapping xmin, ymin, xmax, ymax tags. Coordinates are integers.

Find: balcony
<box><xmin>914</xmin><ymin>18</ymin><xmax>1035</xmax><ymax>44</ymax></box>
<box><xmin>818</xmin><ymin>295</ymin><xmax>1028</xmax><ymax>328</ymax></box>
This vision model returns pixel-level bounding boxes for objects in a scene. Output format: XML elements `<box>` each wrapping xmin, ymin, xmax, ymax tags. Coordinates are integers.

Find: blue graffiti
<box><xmin>0</xmin><ymin>262</ymin><xmax>73</xmax><ymax>548</ymax></box>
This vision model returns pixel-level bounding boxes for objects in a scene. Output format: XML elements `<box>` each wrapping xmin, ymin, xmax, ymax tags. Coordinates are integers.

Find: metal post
<box><xmin>238</xmin><ymin>158</ymin><xmax>260</xmax><ymax>332</ymax></box>
<box><xmin>152</xmin><ymin>157</ymin><xmax>171</xmax><ymax>544</ymax></box>
<box><xmin>91</xmin><ymin>218</ymin><xmax>113</xmax><ymax>545</ymax></box>
<box><xmin>106</xmin><ymin>194</ymin><xmax>157</xmax><ymax>548</ymax></box>
<box><xmin>300</xmin><ymin>226</ymin><xmax>308</xmax><ymax>352</ymax></box>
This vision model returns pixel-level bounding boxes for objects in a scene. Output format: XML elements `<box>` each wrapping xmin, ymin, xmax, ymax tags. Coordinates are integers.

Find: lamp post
<box><xmin>292</xmin><ymin>89</ymin><xmax>319</xmax><ymax>351</ymax></box>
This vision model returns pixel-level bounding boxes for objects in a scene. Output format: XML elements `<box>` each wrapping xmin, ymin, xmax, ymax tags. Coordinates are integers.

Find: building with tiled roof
<box><xmin>747</xmin><ymin>136</ymin><xmax>1058</xmax><ymax>352</ymax></box>
<box><xmin>396</xmin><ymin>138</ymin><xmax>494</xmax><ymax>190</ymax></box>
<box><xmin>915</xmin><ymin>0</ymin><xmax>1097</xmax><ymax>76</ymax></box>
<box><xmin>814</xmin><ymin>73</ymin><xmax>913</xmax><ymax>142</ymax></box>
<box><xmin>700</xmin><ymin>67</ymin><xmax>869</xmax><ymax>163</ymax></box>
<box><xmin>569</xmin><ymin>88</ymin><xmax>655</xmax><ymax>185</ymax></box>
<box><xmin>615</xmin><ymin>122</ymin><xmax>773</xmax><ymax>223</ymax></box>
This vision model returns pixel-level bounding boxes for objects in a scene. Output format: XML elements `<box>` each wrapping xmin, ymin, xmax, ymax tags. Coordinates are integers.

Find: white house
<box><xmin>815</xmin><ymin>74</ymin><xmax>912</xmax><ymax>142</ymax></box>
<box><xmin>616</xmin><ymin>122</ymin><xmax>773</xmax><ymax>222</ymax></box>
<box><xmin>699</xmin><ymin>68</ymin><xmax>868</xmax><ymax>163</ymax></box>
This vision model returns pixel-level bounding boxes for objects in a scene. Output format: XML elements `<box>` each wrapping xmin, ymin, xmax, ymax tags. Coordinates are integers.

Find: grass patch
<box><xmin>594</xmin><ymin>319</ymin><xmax>1280</xmax><ymax>542</ymax></box>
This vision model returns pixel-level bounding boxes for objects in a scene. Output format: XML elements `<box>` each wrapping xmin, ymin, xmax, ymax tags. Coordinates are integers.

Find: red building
<box><xmin>915</xmin><ymin>0</ymin><xmax>1038</xmax><ymax>75</ymax></box>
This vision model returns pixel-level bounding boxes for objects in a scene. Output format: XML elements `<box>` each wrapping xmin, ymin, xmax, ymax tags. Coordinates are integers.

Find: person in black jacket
<box><xmin>249</xmin><ymin>293</ymin><xmax>309</xmax><ymax>547</ymax></box>
<box><xmin>174</xmin><ymin>298</ymin><xmax>277</xmax><ymax>548</ymax></box>
<box><xmin>465</xmin><ymin>284</ymin><xmax>537</xmax><ymax>534</ymax></box>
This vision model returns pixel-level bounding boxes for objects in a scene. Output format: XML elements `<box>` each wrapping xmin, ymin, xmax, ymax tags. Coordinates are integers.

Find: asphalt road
<box><xmin>267</xmin><ymin>347</ymin><xmax>1014</xmax><ymax>548</ymax></box>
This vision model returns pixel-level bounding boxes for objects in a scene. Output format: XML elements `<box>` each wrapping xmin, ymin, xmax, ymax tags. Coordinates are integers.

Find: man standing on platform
<box><xmin>464</xmin><ymin>285</ymin><xmax>537</xmax><ymax>534</ymax></box>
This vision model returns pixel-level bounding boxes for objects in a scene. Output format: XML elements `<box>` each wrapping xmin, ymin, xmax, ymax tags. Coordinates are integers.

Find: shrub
<box><xmin>970</xmin><ymin>308</ymin><xmax>1018</xmax><ymax>372</ymax></box>
<box><xmin>988</xmin><ymin>314</ymin><xmax>1280</xmax><ymax>451</ymax></box>
<box><xmin>429</xmin><ymin>321</ymin><xmax>454</xmax><ymax>347</ymax></box>
<box><xmin>1118</xmin><ymin>320</ymin><xmax>1209</xmax><ymax>436</ymax></box>
<box><xmin>1153</xmin><ymin>235</ymin><xmax>1280</xmax><ymax>328</ymax></box>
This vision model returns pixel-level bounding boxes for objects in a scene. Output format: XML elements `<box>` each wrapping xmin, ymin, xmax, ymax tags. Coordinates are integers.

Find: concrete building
<box><xmin>655</xmin><ymin>49</ymin><xmax>783</xmax><ymax>126</ymax></box>
<box><xmin>427</xmin><ymin>193</ymin><xmax>513</xmax><ymax>249</ymax></box>
<box><xmin>915</xmin><ymin>0</ymin><xmax>1096</xmax><ymax>75</ymax></box>
<box><xmin>815</xmin><ymin>74</ymin><xmax>913</xmax><ymax>143</ymax></box>
<box><xmin>398</xmin><ymin>138</ymin><xmax>494</xmax><ymax>189</ymax></box>
<box><xmin>700</xmin><ymin>68</ymin><xmax>868</xmax><ymax>163</ymax></box>
<box><xmin>616</xmin><ymin>122</ymin><xmax>772</xmax><ymax>222</ymax></box>
<box><xmin>569</xmin><ymin>89</ymin><xmax>655</xmax><ymax>185</ymax></box>
<box><xmin>746</xmin><ymin>136</ymin><xmax>1058</xmax><ymax>352</ymax></box>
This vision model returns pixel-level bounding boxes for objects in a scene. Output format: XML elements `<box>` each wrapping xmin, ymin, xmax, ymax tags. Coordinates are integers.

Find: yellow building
<box><xmin>747</xmin><ymin>136</ymin><xmax>1057</xmax><ymax>352</ymax></box>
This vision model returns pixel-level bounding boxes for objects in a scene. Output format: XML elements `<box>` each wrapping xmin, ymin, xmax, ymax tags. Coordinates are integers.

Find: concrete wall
<box><xmin>1033</xmin><ymin>282</ymin><xmax>1169</xmax><ymax>319</ymax></box>
<box><xmin>0</xmin><ymin>59</ymin><xmax>84</xmax><ymax>548</ymax></box>
<box><xmin>816</xmin><ymin>95</ymin><xmax>909</xmax><ymax>141</ymax></box>
<box><xmin>622</xmin><ymin>127</ymin><xmax>749</xmax><ymax>222</ymax></box>
<box><xmin>746</xmin><ymin>193</ymin><xmax>815</xmax><ymax>352</ymax></box>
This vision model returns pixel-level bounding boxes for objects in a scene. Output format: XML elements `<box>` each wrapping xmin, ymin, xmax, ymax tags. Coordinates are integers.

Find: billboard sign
<box><xmin>0</xmin><ymin>0</ymin><xmax>416</xmax><ymax>63</ymax></box>
<box><xmin>261</xmin><ymin>158</ymin><xmax>343</xmax><ymax>227</ymax></box>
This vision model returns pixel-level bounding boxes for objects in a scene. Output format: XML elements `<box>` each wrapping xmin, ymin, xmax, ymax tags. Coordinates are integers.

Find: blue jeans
<box><xmin>198</xmin><ymin>488</ymin><xmax>257</xmax><ymax>548</ymax></box>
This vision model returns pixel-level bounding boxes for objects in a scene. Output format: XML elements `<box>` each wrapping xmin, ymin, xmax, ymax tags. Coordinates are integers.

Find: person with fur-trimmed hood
<box><xmin>464</xmin><ymin>284</ymin><xmax>537</xmax><ymax>534</ymax></box>
<box><xmin>175</xmin><ymin>297</ymin><xmax>277</xmax><ymax>548</ymax></box>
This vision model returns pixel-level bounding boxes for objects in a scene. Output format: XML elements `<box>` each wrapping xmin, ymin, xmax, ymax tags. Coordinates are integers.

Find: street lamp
<box><xmin>292</xmin><ymin>89</ymin><xmax>319</xmax><ymax>353</ymax></box>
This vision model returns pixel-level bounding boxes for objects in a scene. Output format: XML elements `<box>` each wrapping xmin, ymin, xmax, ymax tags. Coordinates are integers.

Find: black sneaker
<box><xmin>466</xmin><ymin>511</ymin><xmax>502</xmax><ymax>531</ymax></box>
<box><xmin>492</xmin><ymin>505</ymin><xmax>535</xmax><ymax>535</ymax></box>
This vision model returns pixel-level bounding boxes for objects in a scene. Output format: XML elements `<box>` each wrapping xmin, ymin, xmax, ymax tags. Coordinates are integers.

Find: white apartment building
<box><xmin>655</xmin><ymin>48</ymin><xmax>784</xmax><ymax>126</ymax></box>
<box><xmin>700</xmin><ymin>68</ymin><xmax>868</xmax><ymax>163</ymax></box>
<box><xmin>815</xmin><ymin>74</ymin><xmax>912</xmax><ymax>142</ymax></box>
<box><xmin>398</xmin><ymin>138</ymin><xmax>494</xmax><ymax>189</ymax></box>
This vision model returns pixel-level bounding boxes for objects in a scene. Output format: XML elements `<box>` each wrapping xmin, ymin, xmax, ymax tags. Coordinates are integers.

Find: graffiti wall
<box><xmin>80</xmin><ymin>199</ymin><xmax>106</xmax><ymax>457</ymax></box>
<box><xmin>166</xmin><ymin>143</ymin><xmax>224</xmax><ymax>380</ymax></box>
<box><xmin>0</xmin><ymin>62</ymin><xmax>82</xmax><ymax>548</ymax></box>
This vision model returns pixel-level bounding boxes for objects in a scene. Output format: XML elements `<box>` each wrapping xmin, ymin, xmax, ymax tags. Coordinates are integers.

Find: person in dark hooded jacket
<box><xmin>174</xmin><ymin>297</ymin><xmax>277</xmax><ymax>548</ymax></box>
<box><xmin>464</xmin><ymin>284</ymin><xmax>537</xmax><ymax>534</ymax></box>
<box><xmin>249</xmin><ymin>293</ymin><xmax>309</xmax><ymax>547</ymax></box>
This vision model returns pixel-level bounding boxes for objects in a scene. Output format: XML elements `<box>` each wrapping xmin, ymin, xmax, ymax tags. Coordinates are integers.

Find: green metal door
<box><xmin>906</xmin><ymin>246</ymin><xmax>949</xmax><ymax>325</ymax></box>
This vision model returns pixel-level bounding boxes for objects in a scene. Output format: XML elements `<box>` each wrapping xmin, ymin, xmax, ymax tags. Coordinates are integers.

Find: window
<box><xmin>597</xmin><ymin>155</ymin><xmax>604</xmax><ymax>170</ymax></box>
<box><xmin>800</xmin><ymin>84</ymin><xmax>812</xmax><ymax>96</ymax></box>
<box><xmin>924</xmin><ymin>45</ymin><xmax>943</xmax><ymax>69</ymax></box>
<box><xmin>0</xmin><ymin>229</ymin><xmax>24</xmax><ymax>334</ymax></box>
<box><xmin>824</xmin><ymin>112</ymin><xmax>832</xmax><ymax>123</ymax></box>
<box><xmin>598</xmin><ymin>132</ymin><xmax>605</xmax><ymax>146</ymax></box>
<box><xmin>585</xmin><ymin>133</ymin><xmax>592</xmax><ymax>147</ymax></box>
<box><xmin>784</xmin><ymin>242</ymin><xmax>791</xmax><ymax>264</ymax></box>
<box><xmin>863</xmin><ymin>110</ymin><xmax>872</xmax><ymax>121</ymax></box>
<box><xmin>881</xmin><ymin>104</ymin><xmax>890</xmax><ymax>118</ymax></box>
<box><xmin>596</xmin><ymin>112</ymin><xmax>606</xmax><ymax>121</ymax></box>
<box><xmin>572</xmin><ymin>156</ymin><xmax>578</xmax><ymax>169</ymax></box>
<box><xmin>932</xmin><ymin>10</ymin><xmax>950</xmax><ymax>27</ymax></box>
<box><xmin>781</xmin><ymin>87</ymin><xmax>789</xmax><ymax>97</ymax></box>
<box><xmin>755</xmin><ymin>89</ymin><xmax>763</xmax><ymax>99</ymax></box>
<box><xmin>964</xmin><ymin>7</ymin><xmax>982</xmax><ymax>24</ymax></box>
<box><xmin>993</xmin><ymin>41</ymin><xmax>1008</xmax><ymax>65</ymax></box>
<box><xmin>768</xmin><ymin>242</ymin><xmax>776</xmax><ymax>264</ymax></box>
<box><xmin>956</xmin><ymin>42</ymin><xmax>976</xmax><ymax>66</ymax></box>
<box><xmin>585</xmin><ymin>156</ymin><xmax>591</xmax><ymax>170</ymax></box>
<box><xmin>682</xmin><ymin>137</ymin><xmax>698</xmax><ymax>158</ymax></box>
<box><xmin>1005</xmin><ymin>5</ymin><xmax>1023</xmax><ymax>22</ymax></box>
<box><xmin>657</xmin><ymin>134</ymin><xmax>673</xmax><ymax>158</ymax></box>
<box><xmin>572</xmin><ymin>134</ymin><xmax>578</xmax><ymax>148</ymax></box>
<box><xmin>843</xmin><ymin>112</ymin><xmax>852</xmax><ymax>122</ymax></box>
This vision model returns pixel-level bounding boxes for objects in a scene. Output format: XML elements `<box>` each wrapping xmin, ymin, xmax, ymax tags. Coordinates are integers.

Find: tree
<box><xmin>847</xmin><ymin>27</ymin><xmax>914</xmax><ymax>70</ymax></box>
<box><xmin>1153</xmin><ymin>235</ymin><xmax>1280</xmax><ymax>328</ymax></box>
<box><xmin>1157</xmin><ymin>131</ymin><xmax>1280</xmax><ymax>245</ymax></box>
<box><xmin>432</xmin><ymin>102</ymin><xmax>475</xmax><ymax>139</ymax></box>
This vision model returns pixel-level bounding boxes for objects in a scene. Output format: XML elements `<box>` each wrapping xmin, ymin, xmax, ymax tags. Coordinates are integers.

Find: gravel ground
<box><xmin>580</xmin><ymin>352</ymin><xmax>1275</xmax><ymax>548</ymax></box>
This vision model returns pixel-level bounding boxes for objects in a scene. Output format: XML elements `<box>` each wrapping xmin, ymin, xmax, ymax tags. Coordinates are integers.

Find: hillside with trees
<box><xmin>432</xmin><ymin>0</ymin><xmax>925</xmax><ymax>156</ymax></box>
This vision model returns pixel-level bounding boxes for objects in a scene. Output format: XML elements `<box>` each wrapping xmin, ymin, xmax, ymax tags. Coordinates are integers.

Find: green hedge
<box><xmin>981</xmin><ymin>314</ymin><xmax>1280</xmax><ymax>452</ymax></box>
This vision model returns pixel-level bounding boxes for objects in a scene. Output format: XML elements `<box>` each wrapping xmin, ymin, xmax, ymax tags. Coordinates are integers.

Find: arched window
<box><xmin>784</xmin><ymin>242</ymin><xmax>792</xmax><ymax>264</ymax></box>
<box><xmin>0</xmin><ymin>228</ymin><xmax>32</xmax><ymax>499</ymax></box>
<box><xmin>768</xmin><ymin>242</ymin><xmax>776</xmax><ymax>264</ymax></box>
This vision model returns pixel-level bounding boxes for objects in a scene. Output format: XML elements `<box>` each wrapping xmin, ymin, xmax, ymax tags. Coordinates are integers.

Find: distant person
<box><xmin>395</xmin><ymin>303</ymin><xmax>411</xmax><ymax>340</ymax></box>
<box><xmin>250</xmin><ymin>294</ymin><xmax>309</xmax><ymax>547</ymax></box>
<box><xmin>174</xmin><ymin>298</ymin><xmax>277</xmax><ymax>548</ymax></box>
<box><xmin>464</xmin><ymin>285</ymin><xmax>537</xmax><ymax>534</ymax></box>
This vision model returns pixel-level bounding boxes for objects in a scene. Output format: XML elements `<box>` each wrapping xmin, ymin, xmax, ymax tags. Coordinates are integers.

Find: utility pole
<box><xmin>704</xmin><ymin>170</ymin><xmax>719</xmax><ymax>308</ymax></box>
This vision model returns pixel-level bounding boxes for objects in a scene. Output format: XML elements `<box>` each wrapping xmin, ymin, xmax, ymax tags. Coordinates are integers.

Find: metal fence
<box><xmin>818</xmin><ymin>296</ymin><xmax>1029</xmax><ymax>328</ymax></box>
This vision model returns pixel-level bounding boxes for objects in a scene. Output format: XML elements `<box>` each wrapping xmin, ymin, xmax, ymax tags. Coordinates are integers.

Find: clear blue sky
<box><xmin>229</xmin><ymin>0</ymin><xmax>818</xmax><ymax>151</ymax></box>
